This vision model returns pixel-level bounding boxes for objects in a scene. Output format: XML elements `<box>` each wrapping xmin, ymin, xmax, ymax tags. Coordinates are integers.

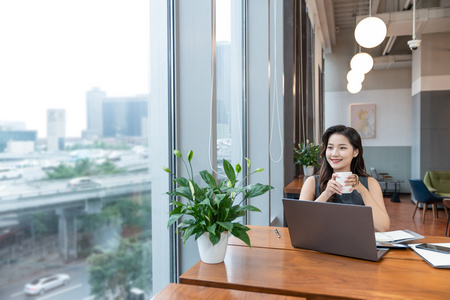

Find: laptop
<box><xmin>282</xmin><ymin>198</ymin><xmax>389</xmax><ymax>262</ymax></box>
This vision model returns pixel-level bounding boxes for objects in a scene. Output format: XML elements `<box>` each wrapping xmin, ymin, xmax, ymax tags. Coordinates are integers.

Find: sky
<box><xmin>0</xmin><ymin>0</ymin><xmax>150</xmax><ymax>138</ymax></box>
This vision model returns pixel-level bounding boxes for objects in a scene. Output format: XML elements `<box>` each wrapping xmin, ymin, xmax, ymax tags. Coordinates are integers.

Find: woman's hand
<box><xmin>344</xmin><ymin>174</ymin><xmax>361</xmax><ymax>192</ymax></box>
<box><xmin>324</xmin><ymin>173</ymin><xmax>344</xmax><ymax>196</ymax></box>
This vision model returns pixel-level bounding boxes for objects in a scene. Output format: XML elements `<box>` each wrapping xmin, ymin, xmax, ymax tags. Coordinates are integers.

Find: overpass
<box><xmin>0</xmin><ymin>173</ymin><xmax>151</xmax><ymax>261</ymax></box>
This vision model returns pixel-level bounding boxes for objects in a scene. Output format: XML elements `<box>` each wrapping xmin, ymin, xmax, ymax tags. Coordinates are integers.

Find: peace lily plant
<box><xmin>163</xmin><ymin>150</ymin><xmax>273</xmax><ymax>261</ymax></box>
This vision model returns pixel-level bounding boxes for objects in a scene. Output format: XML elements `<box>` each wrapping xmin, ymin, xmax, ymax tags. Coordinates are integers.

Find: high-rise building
<box><xmin>47</xmin><ymin>109</ymin><xmax>66</xmax><ymax>152</ymax></box>
<box><xmin>102</xmin><ymin>96</ymin><xmax>148</xmax><ymax>138</ymax></box>
<box><xmin>86</xmin><ymin>87</ymin><xmax>107</xmax><ymax>138</ymax></box>
<box><xmin>85</xmin><ymin>87</ymin><xmax>149</xmax><ymax>139</ymax></box>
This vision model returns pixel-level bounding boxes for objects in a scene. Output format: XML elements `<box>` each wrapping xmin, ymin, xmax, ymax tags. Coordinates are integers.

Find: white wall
<box><xmin>324</xmin><ymin>88</ymin><xmax>412</xmax><ymax>147</ymax></box>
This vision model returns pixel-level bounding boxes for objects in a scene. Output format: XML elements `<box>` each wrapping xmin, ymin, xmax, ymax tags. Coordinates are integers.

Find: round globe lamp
<box><xmin>347</xmin><ymin>81</ymin><xmax>362</xmax><ymax>94</ymax></box>
<box><xmin>354</xmin><ymin>16</ymin><xmax>387</xmax><ymax>48</ymax></box>
<box><xmin>347</xmin><ymin>70</ymin><xmax>365</xmax><ymax>83</ymax></box>
<box><xmin>350</xmin><ymin>52</ymin><xmax>374</xmax><ymax>74</ymax></box>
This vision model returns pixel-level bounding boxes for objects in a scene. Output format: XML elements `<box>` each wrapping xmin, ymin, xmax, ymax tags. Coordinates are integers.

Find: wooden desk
<box><xmin>151</xmin><ymin>283</ymin><xmax>305</xmax><ymax>299</ymax></box>
<box><xmin>180</xmin><ymin>244</ymin><xmax>450</xmax><ymax>299</ymax></box>
<box><xmin>284</xmin><ymin>176</ymin><xmax>304</xmax><ymax>198</ymax></box>
<box><xmin>229</xmin><ymin>225</ymin><xmax>450</xmax><ymax>261</ymax></box>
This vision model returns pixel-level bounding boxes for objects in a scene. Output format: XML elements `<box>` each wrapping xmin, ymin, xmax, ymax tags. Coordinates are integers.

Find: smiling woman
<box><xmin>299</xmin><ymin>125</ymin><xmax>390</xmax><ymax>232</ymax></box>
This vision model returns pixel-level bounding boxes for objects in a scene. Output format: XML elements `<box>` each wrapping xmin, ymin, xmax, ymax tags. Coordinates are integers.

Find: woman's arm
<box><xmin>299</xmin><ymin>176</ymin><xmax>316</xmax><ymax>200</ymax></box>
<box><xmin>352</xmin><ymin>177</ymin><xmax>390</xmax><ymax>232</ymax></box>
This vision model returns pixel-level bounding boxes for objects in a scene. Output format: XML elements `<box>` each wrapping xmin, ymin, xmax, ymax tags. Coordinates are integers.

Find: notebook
<box><xmin>282</xmin><ymin>198</ymin><xmax>389</xmax><ymax>262</ymax></box>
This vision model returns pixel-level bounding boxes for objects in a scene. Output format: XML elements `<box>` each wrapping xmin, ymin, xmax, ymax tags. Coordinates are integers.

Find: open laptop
<box><xmin>282</xmin><ymin>198</ymin><xmax>389</xmax><ymax>261</ymax></box>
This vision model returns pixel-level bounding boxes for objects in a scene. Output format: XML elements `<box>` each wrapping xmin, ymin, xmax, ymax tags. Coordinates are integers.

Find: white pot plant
<box><xmin>294</xmin><ymin>140</ymin><xmax>321</xmax><ymax>177</ymax></box>
<box><xmin>163</xmin><ymin>150</ymin><xmax>273</xmax><ymax>264</ymax></box>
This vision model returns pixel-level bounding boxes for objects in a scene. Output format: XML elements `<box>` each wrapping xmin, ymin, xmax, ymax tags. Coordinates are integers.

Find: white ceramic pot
<box><xmin>197</xmin><ymin>231</ymin><xmax>229</xmax><ymax>264</ymax></box>
<box><xmin>303</xmin><ymin>165</ymin><xmax>315</xmax><ymax>177</ymax></box>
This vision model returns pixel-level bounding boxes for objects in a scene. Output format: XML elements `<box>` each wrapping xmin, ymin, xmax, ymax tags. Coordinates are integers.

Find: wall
<box><xmin>324</xmin><ymin>29</ymin><xmax>413</xmax><ymax>193</ymax></box>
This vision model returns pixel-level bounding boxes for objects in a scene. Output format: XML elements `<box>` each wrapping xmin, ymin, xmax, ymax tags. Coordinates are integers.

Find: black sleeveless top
<box><xmin>313</xmin><ymin>175</ymin><xmax>369</xmax><ymax>205</ymax></box>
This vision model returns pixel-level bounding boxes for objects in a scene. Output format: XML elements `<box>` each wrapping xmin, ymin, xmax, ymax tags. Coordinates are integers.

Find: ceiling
<box><xmin>306</xmin><ymin>0</ymin><xmax>450</xmax><ymax>68</ymax></box>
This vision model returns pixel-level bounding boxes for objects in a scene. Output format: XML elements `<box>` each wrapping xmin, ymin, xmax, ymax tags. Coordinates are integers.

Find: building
<box><xmin>0</xmin><ymin>131</ymin><xmax>37</xmax><ymax>153</ymax></box>
<box><xmin>85</xmin><ymin>87</ymin><xmax>149</xmax><ymax>138</ymax></box>
<box><xmin>102</xmin><ymin>95</ymin><xmax>148</xmax><ymax>138</ymax></box>
<box><xmin>47</xmin><ymin>109</ymin><xmax>66</xmax><ymax>152</ymax></box>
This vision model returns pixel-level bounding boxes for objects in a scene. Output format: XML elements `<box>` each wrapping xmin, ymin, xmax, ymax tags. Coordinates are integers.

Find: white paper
<box><xmin>375</xmin><ymin>230</ymin><xmax>415</xmax><ymax>242</ymax></box>
<box><xmin>410</xmin><ymin>243</ymin><xmax>450</xmax><ymax>267</ymax></box>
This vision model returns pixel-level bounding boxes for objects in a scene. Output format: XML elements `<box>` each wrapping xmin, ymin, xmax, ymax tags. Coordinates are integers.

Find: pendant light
<box><xmin>354</xmin><ymin>0</ymin><xmax>387</xmax><ymax>48</ymax></box>
<box><xmin>347</xmin><ymin>81</ymin><xmax>362</xmax><ymax>94</ymax></box>
<box><xmin>347</xmin><ymin>69</ymin><xmax>365</xmax><ymax>83</ymax></box>
<box><xmin>350</xmin><ymin>52</ymin><xmax>374</xmax><ymax>74</ymax></box>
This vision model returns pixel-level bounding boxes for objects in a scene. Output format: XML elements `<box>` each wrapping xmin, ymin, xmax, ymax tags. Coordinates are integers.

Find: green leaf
<box><xmin>174</xmin><ymin>177</ymin><xmax>189</xmax><ymax>187</ymax></box>
<box><xmin>209</xmin><ymin>232</ymin><xmax>221</xmax><ymax>245</ymax></box>
<box><xmin>245</xmin><ymin>157</ymin><xmax>251</xmax><ymax>168</ymax></box>
<box><xmin>217</xmin><ymin>221</ymin><xmax>233</xmax><ymax>231</ymax></box>
<box><xmin>254</xmin><ymin>168</ymin><xmax>264</xmax><ymax>173</ymax></box>
<box><xmin>200</xmin><ymin>170</ymin><xmax>217</xmax><ymax>188</ymax></box>
<box><xmin>173</xmin><ymin>150</ymin><xmax>182</xmax><ymax>158</ymax></box>
<box><xmin>187</xmin><ymin>150</ymin><xmax>193</xmax><ymax>162</ymax></box>
<box><xmin>244</xmin><ymin>183</ymin><xmax>274</xmax><ymax>199</ymax></box>
<box><xmin>207</xmin><ymin>223</ymin><xmax>216</xmax><ymax>234</ymax></box>
<box><xmin>167</xmin><ymin>213</ymin><xmax>183</xmax><ymax>228</ymax></box>
<box><xmin>240</xmin><ymin>205</ymin><xmax>261</xmax><ymax>212</ymax></box>
<box><xmin>223</xmin><ymin>159</ymin><xmax>236</xmax><ymax>184</ymax></box>
<box><xmin>236</xmin><ymin>163</ymin><xmax>241</xmax><ymax>174</ymax></box>
<box><xmin>162</xmin><ymin>167</ymin><xmax>172</xmax><ymax>174</ymax></box>
<box><xmin>182</xmin><ymin>225</ymin><xmax>197</xmax><ymax>243</ymax></box>
<box><xmin>231</xmin><ymin>226</ymin><xmax>251</xmax><ymax>247</ymax></box>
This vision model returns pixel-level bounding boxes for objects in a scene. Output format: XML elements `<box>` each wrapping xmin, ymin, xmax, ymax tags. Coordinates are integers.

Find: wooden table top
<box><xmin>180</xmin><ymin>244</ymin><xmax>450</xmax><ymax>299</ymax></box>
<box><xmin>229</xmin><ymin>225</ymin><xmax>450</xmax><ymax>261</ymax></box>
<box><xmin>284</xmin><ymin>176</ymin><xmax>304</xmax><ymax>195</ymax></box>
<box><xmin>151</xmin><ymin>283</ymin><xmax>305</xmax><ymax>300</ymax></box>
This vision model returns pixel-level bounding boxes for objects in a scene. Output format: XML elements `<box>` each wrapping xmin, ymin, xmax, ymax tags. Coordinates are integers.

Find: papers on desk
<box><xmin>410</xmin><ymin>243</ymin><xmax>450</xmax><ymax>268</ymax></box>
<box><xmin>375</xmin><ymin>230</ymin><xmax>424</xmax><ymax>243</ymax></box>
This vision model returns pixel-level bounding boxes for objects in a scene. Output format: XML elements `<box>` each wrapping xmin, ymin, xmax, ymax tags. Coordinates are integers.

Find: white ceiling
<box><xmin>308</xmin><ymin>0</ymin><xmax>450</xmax><ymax>59</ymax></box>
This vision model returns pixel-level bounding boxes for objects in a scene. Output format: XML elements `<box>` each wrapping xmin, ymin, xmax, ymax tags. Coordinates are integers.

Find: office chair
<box><xmin>409</xmin><ymin>179</ymin><xmax>449</xmax><ymax>224</ymax></box>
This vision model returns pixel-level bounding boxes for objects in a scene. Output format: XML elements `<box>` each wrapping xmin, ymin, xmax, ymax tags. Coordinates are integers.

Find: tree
<box><xmin>87</xmin><ymin>238</ymin><xmax>152</xmax><ymax>299</ymax></box>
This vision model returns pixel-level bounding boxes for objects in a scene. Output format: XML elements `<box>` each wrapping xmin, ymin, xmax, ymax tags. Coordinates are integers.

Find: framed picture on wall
<box><xmin>350</xmin><ymin>103</ymin><xmax>376</xmax><ymax>139</ymax></box>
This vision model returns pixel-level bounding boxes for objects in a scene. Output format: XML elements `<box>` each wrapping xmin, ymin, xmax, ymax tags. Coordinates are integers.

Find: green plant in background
<box><xmin>294</xmin><ymin>140</ymin><xmax>321</xmax><ymax>167</ymax></box>
<box><xmin>163</xmin><ymin>150</ymin><xmax>274</xmax><ymax>247</ymax></box>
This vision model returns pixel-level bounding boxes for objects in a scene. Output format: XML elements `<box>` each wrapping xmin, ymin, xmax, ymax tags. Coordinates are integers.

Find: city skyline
<box><xmin>0</xmin><ymin>0</ymin><xmax>150</xmax><ymax>138</ymax></box>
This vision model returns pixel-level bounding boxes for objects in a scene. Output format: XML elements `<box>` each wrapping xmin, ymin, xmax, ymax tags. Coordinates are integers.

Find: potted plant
<box><xmin>294</xmin><ymin>140</ymin><xmax>321</xmax><ymax>176</ymax></box>
<box><xmin>163</xmin><ymin>150</ymin><xmax>273</xmax><ymax>264</ymax></box>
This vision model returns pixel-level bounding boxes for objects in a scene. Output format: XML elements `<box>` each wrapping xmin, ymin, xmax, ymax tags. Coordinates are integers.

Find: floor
<box><xmin>386</xmin><ymin>193</ymin><xmax>449</xmax><ymax>236</ymax></box>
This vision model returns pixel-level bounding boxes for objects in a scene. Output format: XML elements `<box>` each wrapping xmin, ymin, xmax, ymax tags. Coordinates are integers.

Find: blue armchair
<box><xmin>409</xmin><ymin>179</ymin><xmax>449</xmax><ymax>224</ymax></box>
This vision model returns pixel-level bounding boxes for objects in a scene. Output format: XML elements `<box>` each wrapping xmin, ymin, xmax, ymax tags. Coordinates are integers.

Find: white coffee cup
<box><xmin>335</xmin><ymin>172</ymin><xmax>353</xmax><ymax>194</ymax></box>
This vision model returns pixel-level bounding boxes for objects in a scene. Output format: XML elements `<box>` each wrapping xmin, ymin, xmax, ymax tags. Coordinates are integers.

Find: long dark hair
<box><xmin>318</xmin><ymin>125</ymin><xmax>369</xmax><ymax>201</ymax></box>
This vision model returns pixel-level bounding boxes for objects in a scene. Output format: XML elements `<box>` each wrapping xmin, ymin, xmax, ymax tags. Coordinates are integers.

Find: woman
<box><xmin>299</xmin><ymin>125</ymin><xmax>390</xmax><ymax>232</ymax></box>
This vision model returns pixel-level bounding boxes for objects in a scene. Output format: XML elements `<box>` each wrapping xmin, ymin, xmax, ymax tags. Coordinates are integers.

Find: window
<box><xmin>0</xmin><ymin>1</ymin><xmax>151</xmax><ymax>299</ymax></box>
<box><xmin>216</xmin><ymin>0</ymin><xmax>245</xmax><ymax>176</ymax></box>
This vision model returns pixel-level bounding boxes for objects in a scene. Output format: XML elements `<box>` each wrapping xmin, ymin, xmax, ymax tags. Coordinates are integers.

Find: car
<box><xmin>24</xmin><ymin>273</ymin><xmax>70</xmax><ymax>296</ymax></box>
<box><xmin>0</xmin><ymin>168</ymin><xmax>22</xmax><ymax>180</ymax></box>
<box><xmin>67</xmin><ymin>177</ymin><xmax>101</xmax><ymax>190</ymax></box>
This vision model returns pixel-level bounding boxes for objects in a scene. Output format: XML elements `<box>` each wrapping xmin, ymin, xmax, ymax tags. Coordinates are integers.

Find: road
<box><xmin>0</xmin><ymin>262</ymin><xmax>93</xmax><ymax>300</ymax></box>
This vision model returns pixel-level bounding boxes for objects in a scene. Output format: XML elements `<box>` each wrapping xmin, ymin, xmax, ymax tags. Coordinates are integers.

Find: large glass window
<box><xmin>0</xmin><ymin>1</ymin><xmax>151</xmax><ymax>299</ymax></box>
<box><xmin>216</xmin><ymin>0</ymin><xmax>244</xmax><ymax>175</ymax></box>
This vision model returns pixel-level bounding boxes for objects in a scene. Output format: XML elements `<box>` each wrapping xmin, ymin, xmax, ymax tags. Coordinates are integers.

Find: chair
<box><xmin>409</xmin><ymin>179</ymin><xmax>449</xmax><ymax>224</ymax></box>
<box><xmin>443</xmin><ymin>199</ymin><xmax>450</xmax><ymax>236</ymax></box>
<box><xmin>369</xmin><ymin>167</ymin><xmax>397</xmax><ymax>195</ymax></box>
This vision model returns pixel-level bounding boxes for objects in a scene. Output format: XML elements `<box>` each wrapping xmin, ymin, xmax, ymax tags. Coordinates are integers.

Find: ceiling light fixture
<box><xmin>350</xmin><ymin>52</ymin><xmax>374</xmax><ymax>74</ymax></box>
<box><xmin>347</xmin><ymin>70</ymin><xmax>365</xmax><ymax>83</ymax></box>
<box><xmin>354</xmin><ymin>0</ymin><xmax>387</xmax><ymax>48</ymax></box>
<box><xmin>347</xmin><ymin>81</ymin><xmax>362</xmax><ymax>94</ymax></box>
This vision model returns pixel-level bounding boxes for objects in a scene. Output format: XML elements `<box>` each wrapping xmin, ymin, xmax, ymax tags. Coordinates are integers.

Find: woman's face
<box><xmin>326</xmin><ymin>133</ymin><xmax>359</xmax><ymax>173</ymax></box>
